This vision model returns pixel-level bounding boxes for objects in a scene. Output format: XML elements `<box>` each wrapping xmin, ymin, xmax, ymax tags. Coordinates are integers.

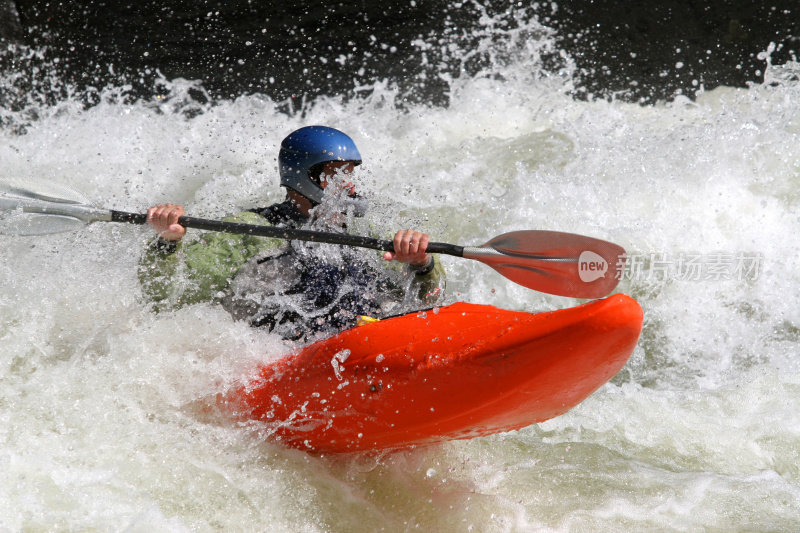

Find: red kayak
<box><xmin>221</xmin><ymin>293</ymin><xmax>643</xmax><ymax>453</ymax></box>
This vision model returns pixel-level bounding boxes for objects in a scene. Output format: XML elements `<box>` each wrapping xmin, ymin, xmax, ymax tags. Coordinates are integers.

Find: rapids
<box><xmin>1</xmin><ymin>6</ymin><xmax>799</xmax><ymax>531</ymax></box>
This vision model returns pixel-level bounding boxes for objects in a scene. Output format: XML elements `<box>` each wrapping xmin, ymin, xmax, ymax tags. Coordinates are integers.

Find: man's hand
<box><xmin>384</xmin><ymin>229</ymin><xmax>431</xmax><ymax>267</ymax></box>
<box><xmin>147</xmin><ymin>203</ymin><xmax>186</xmax><ymax>241</ymax></box>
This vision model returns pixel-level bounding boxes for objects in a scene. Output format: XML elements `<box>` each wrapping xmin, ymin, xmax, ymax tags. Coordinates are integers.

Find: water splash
<box><xmin>0</xmin><ymin>7</ymin><xmax>799</xmax><ymax>532</ymax></box>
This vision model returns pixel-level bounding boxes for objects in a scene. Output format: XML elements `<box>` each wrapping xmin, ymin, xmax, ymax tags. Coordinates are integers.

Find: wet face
<box><xmin>318</xmin><ymin>161</ymin><xmax>356</xmax><ymax>196</ymax></box>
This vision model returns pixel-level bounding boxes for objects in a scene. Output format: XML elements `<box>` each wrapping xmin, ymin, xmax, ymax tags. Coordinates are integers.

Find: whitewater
<box><xmin>1</xmin><ymin>10</ymin><xmax>800</xmax><ymax>532</ymax></box>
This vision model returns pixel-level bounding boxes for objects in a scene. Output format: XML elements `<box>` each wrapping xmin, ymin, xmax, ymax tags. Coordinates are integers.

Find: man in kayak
<box><xmin>139</xmin><ymin>125</ymin><xmax>445</xmax><ymax>341</ymax></box>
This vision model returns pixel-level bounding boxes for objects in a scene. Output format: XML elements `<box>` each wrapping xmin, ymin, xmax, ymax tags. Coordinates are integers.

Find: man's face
<box><xmin>318</xmin><ymin>161</ymin><xmax>356</xmax><ymax>196</ymax></box>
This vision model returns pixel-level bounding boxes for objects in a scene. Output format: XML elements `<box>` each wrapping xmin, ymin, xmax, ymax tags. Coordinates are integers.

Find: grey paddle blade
<box><xmin>0</xmin><ymin>178</ymin><xmax>91</xmax><ymax>205</ymax></box>
<box><xmin>0</xmin><ymin>179</ymin><xmax>112</xmax><ymax>235</ymax></box>
<box><xmin>0</xmin><ymin>212</ymin><xmax>88</xmax><ymax>235</ymax></box>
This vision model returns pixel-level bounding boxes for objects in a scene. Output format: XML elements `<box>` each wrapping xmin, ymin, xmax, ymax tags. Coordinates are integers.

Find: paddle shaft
<box><xmin>109</xmin><ymin>210</ymin><xmax>465</xmax><ymax>257</ymax></box>
<box><xmin>0</xmin><ymin>179</ymin><xmax>626</xmax><ymax>297</ymax></box>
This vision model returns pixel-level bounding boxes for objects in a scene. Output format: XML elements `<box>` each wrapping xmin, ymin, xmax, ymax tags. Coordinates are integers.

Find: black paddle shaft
<box><xmin>110</xmin><ymin>210</ymin><xmax>464</xmax><ymax>257</ymax></box>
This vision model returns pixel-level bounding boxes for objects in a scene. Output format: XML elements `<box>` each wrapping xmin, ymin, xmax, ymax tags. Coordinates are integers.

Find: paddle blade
<box><xmin>0</xmin><ymin>210</ymin><xmax>87</xmax><ymax>235</ymax></box>
<box><xmin>462</xmin><ymin>230</ymin><xmax>626</xmax><ymax>298</ymax></box>
<box><xmin>0</xmin><ymin>178</ymin><xmax>91</xmax><ymax>205</ymax></box>
<box><xmin>0</xmin><ymin>179</ymin><xmax>111</xmax><ymax>235</ymax></box>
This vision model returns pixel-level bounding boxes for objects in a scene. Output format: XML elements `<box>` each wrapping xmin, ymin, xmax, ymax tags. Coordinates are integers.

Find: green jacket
<box><xmin>138</xmin><ymin>210</ymin><xmax>446</xmax><ymax>336</ymax></box>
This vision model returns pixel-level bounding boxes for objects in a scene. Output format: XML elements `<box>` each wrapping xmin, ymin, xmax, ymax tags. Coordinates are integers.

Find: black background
<box><xmin>1</xmin><ymin>0</ymin><xmax>798</xmax><ymax>107</ymax></box>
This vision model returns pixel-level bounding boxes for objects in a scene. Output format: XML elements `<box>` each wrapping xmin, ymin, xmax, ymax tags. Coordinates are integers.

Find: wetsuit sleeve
<box><xmin>368</xmin><ymin>223</ymin><xmax>448</xmax><ymax>307</ymax></box>
<box><xmin>138</xmin><ymin>211</ymin><xmax>281</xmax><ymax>309</ymax></box>
<box><xmin>409</xmin><ymin>254</ymin><xmax>446</xmax><ymax>305</ymax></box>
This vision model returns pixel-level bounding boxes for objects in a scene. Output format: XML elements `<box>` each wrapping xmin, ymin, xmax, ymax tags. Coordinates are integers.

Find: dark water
<box><xmin>2</xmin><ymin>0</ymin><xmax>798</xmax><ymax>109</ymax></box>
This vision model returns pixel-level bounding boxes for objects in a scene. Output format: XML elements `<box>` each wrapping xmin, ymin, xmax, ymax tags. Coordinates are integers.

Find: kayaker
<box><xmin>138</xmin><ymin>125</ymin><xmax>445</xmax><ymax>341</ymax></box>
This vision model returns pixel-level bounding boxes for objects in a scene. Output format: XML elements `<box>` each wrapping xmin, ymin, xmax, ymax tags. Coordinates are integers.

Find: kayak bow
<box><xmin>221</xmin><ymin>293</ymin><xmax>643</xmax><ymax>453</ymax></box>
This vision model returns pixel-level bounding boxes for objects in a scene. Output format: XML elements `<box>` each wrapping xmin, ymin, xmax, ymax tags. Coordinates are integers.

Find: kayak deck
<box><xmin>221</xmin><ymin>293</ymin><xmax>643</xmax><ymax>453</ymax></box>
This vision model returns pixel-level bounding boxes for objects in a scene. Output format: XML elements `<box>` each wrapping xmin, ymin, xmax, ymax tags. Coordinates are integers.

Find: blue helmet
<box><xmin>278</xmin><ymin>126</ymin><xmax>362</xmax><ymax>204</ymax></box>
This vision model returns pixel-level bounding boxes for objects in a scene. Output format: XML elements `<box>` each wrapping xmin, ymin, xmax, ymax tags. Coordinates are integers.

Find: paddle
<box><xmin>0</xmin><ymin>179</ymin><xmax>626</xmax><ymax>298</ymax></box>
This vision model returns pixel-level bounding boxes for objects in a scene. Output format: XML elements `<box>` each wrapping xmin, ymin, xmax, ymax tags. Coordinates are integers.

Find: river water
<box><xmin>1</xmin><ymin>6</ymin><xmax>799</xmax><ymax>532</ymax></box>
